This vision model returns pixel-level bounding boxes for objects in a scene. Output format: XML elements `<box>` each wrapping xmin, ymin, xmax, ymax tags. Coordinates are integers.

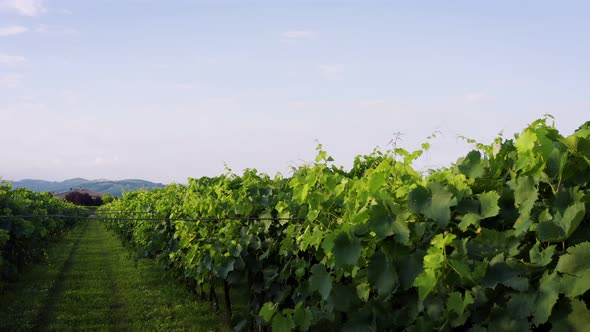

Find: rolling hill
<box><xmin>8</xmin><ymin>178</ymin><xmax>166</xmax><ymax>197</ymax></box>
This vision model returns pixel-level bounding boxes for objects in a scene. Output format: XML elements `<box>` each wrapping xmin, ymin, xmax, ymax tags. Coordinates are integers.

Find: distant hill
<box><xmin>9</xmin><ymin>178</ymin><xmax>166</xmax><ymax>197</ymax></box>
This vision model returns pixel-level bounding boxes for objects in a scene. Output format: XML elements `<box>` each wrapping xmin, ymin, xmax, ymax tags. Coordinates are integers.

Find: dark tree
<box><xmin>64</xmin><ymin>192</ymin><xmax>103</xmax><ymax>206</ymax></box>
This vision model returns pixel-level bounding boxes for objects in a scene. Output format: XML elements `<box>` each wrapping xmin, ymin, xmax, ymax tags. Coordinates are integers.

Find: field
<box><xmin>0</xmin><ymin>219</ymin><xmax>225</xmax><ymax>331</ymax></box>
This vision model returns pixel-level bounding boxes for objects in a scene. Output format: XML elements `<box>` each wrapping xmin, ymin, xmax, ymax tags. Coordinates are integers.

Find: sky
<box><xmin>1</xmin><ymin>0</ymin><xmax>589</xmax><ymax>183</ymax></box>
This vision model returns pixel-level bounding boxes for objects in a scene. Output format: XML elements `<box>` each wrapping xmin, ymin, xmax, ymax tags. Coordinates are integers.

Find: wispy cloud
<box><xmin>463</xmin><ymin>92</ymin><xmax>486</xmax><ymax>105</ymax></box>
<box><xmin>0</xmin><ymin>54</ymin><xmax>27</xmax><ymax>66</ymax></box>
<box><xmin>58</xmin><ymin>89</ymin><xmax>78</xmax><ymax>105</ymax></box>
<box><xmin>282</xmin><ymin>30</ymin><xmax>316</xmax><ymax>40</ymax></box>
<box><xmin>175</xmin><ymin>83</ymin><xmax>194</xmax><ymax>89</ymax></box>
<box><xmin>152</xmin><ymin>63</ymin><xmax>170</xmax><ymax>70</ymax></box>
<box><xmin>55</xmin><ymin>8</ymin><xmax>72</xmax><ymax>15</ymax></box>
<box><xmin>318</xmin><ymin>64</ymin><xmax>343</xmax><ymax>78</ymax></box>
<box><xmin>0</xmin><ymin>0</ymin><xmax>44</xmax><ymax>16</ymax></box>
<box><xmin>0</xmin><ymin>74</ymin><xmax>23</xmax><ymax>88</ymax></box>
<box><xmin>359</xmin><ymin>99</ymin><xmax>387</xmax><ymax>108</ymax></box>
<box><xmin>35</xmin><ymin>24</ymin><xmax>78</xmax><ymax>35</ymax></box>
<box><xmin>0</xmin><ymin>25</ymin><xmax>28</xmax><ymax>36</ymax></box>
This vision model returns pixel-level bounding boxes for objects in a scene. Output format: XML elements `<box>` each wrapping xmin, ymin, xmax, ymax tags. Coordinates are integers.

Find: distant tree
<box><xmin>65</xmin><ymin>191</ymin><xmax>103</xmax><ymax>206</ymax></box>
<box><xmin>102</xmin><ymin>193</ymin><xmax>115</xmax><ymax>204</ymax></box>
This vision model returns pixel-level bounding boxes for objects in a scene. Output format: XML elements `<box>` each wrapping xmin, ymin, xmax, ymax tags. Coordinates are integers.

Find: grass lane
<box><xmin>0</xmin><ymin>219</ymin><xmax>221</xmax><ymax>331</ymax></box>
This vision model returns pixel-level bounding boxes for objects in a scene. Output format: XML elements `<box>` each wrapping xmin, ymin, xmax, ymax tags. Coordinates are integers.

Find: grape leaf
<box><xmin>272</xmin><ymin>312</ymin><xmax>295</xmax><ymax>332</ymax></box>
<box><xmin>260</xmin><ymin>302</ymin><xmax>277</xmax><ymax>322</ymax></box>
<box><xmin>556</xmin><ymin>241</ymin><xmax>590</xmax><ymax>298</ymax></box>
<box><xmin>332</xmin><ymin>232</ymin><xmax>362</xmax><ymax>268</ymax></box>
<box><xmin>533</xmin><ymin>271</ymin><xmax>560</xmax><ymax>325</ymax></box>
<box><xmin>309</xmin><ymin>264</ymin><xmax>332</xmax><ymax>300</ymax></box>
<box><xmin>478</xmin><ymin>191</ymin><xmax>500</xmax><ymax>219</ymax></box>
<box><xmin>368</xmin><ymin>252</ymin><xmax>399</xmax><ymax>298</ymax></box>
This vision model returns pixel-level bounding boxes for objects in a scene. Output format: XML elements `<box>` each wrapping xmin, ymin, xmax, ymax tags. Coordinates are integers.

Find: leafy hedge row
<box><xmin>0</xmin><ymin>182</ymin><xmax>85</xmax><ymax>286</ymax></box>
<box><xmin>100</xmin><ymin>117</ymin><xmax>590</xmax><ymax>331</ymax></box>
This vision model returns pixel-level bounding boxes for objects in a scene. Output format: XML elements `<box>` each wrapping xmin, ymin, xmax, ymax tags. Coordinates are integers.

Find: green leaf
<box><xmin>397</xmin><ymin>252</ymin><xmax>425</xmax><ymax>290</ymax></box>
<box><xmin>293</xmin><ymin>183</ymin><xmax>309</xmax><ymax>204</ymax></box>
<box><xmin>529</xmin><ymin>242</ymin><xmax>555</xmax><ymax>267</ymax></box>
<box><xmin>408</xmin><ymin>186</ymin><xmax>429</xmax><ymax>213</ymax></box>
<box><xmin>467</xmin><ymin>226</ymin><xmax>506</xmax><ymax>254</ymax></box>
<box><xmin>546</xmin><ymin>146</ymin><xmax>568</xmax><ymax>179</ymax></box>
<box><xmin>551</xmin><ymin>298</ymin><xmax>590</xmax><ymax>332</ymax></box>
<box><xmin>447</xmin><ymin>291</ymin><xmax>469</xmax><ymax>315</ymax></box>
<box><xmin>482</xmin><ymin>259</ymin><xmax>520</xmax><ymax>289</ymax></box>
<box><xmin>321</xmin><ymin>231</ymin><xmax>338</xmax><ymax>255</ymax></box>
<box><xmin>424</xmin><ymin>182</ymin><xmax>457</xmax><ymax>229</ymax></box>
<box><xmin>459</xmin><ymin>150</ymin><xmax>485</xmax><ymax>178</ymax></box>
<box><xmin>368</xmin><ymin>205</ymin><xmax>395</xmax><ymax>238</ymax></box>
<box><xmin>458</xmin><ymin>213</ymin><xmax>480</xmax><ymax>231</ymax></box>
<box><xmin>431</xmin><ymin>232</ymin><xmax>456</xmax><ymax>250</ymax></box>
<box><xmin>368</xmin><ymin>171</ymin><xmax>387</xmax><ymax>192</ymax></box>
<box><xmin>309</xmin><ymin>264</ymin><xmax>332</xmax><ymax>300</ymax></box>
<box><xmin>533</xmin><ymin>271</ymin><xmax>560</xmax><ymax>325</ymax></box>
<box><xmin>413</xmin><ymin>234</ymin><xmax>455</xmax><ymax>301</ymax></box>
<box><xmin>351</xmin><ymin>206</ymin><xmax>370</xmax><ymax>224</ymax></box>
<box><xmin>558</xmin><ymin>202</ymin><xmax>586</xmax><ymax>239</ymax></box>
<box><xmin>425</xmin><ymin>296</ymin><xmax>445</xmax><ymax>321</ymax></box>
<box><xmin>315</xmin><ymin>150</ymin><xmax>328</xmax><ymax>163</ymax></box>
<box><xmin>478</xmin><ymin>191</ymin><xmax>500</xmax><ymax>219</ymax></box>
<box><xmin>392</xmin><ymin>219</ymin><xmax>410</xmax><ymax>245</ymax></box>
<box><xmin>489</xmin><ymin>307</ymin><xmax>530</xmax><ymax>332</ymax></box>
<box><xmin>293</xmin><ymin>304</ymin><xmax>313</xmax><ymax>331</ymax></box>
<box><xmin>368</xmin><ymin>252</ymin><xmax>399</xmax><ymax>298</ymax></box>
<box><xmin>272</xmin><ymin>312</ymin><xmax>295</xmax><ymax>332</ymax></box>
<box><xmin>306</xmin><ymin>209</ymin><xmax>319</xmax><ymax>222</ymax></box>
<box><xmin>502</xmin><ymin>276</ymin><xmax>529</xmax><ymax>291</ymax></box>
<box><xmin>447</xmin><ymin>291</ymin><xmax>474</xmax><ymax>327</ymax></box>
<box><xmin>556</xmin><ymin>241</ymin><xmax>590</xmax><ymax>298</ymax></box>
<box><xmin>330</xmin><ymin>284</ymin><xmax>360</xmax><ymax>312</ymax></box>
<box><xmin>332</xmin><ymin>232</ymin><xmax>362</xmax><ymax>268</ymax></box>
<box><xmin>507</xmin><ymin>292</ymin><xmax>535</xmax><ymax>319</ymax></box>
<box><xmin>218</xmin><ymin>258</ymin><xmax>235</xmax><ymax>279</ymax></box>
<box><xmin>368</xmin><ymin>205</ymin><xmax>410</xmax><ymax>244</ymax></box>
<box><xmin>513</xmin><ymin>176</ymin><xmax>537</xmax><ymax>234</ymax></box>
<box><xmin>355</xmin><ymin>283</ymin><xmax>370</xmax><ymax>302</ymax></box>
<box><xmin>515</xmin><ymin>129</ymin><xmax>537</xmax><ymax>154</ymax></box>
<box><xmin>342</xmin><ymin>308</ymin><xmax>373</xmax><ymax>332</ymax></box>
<box><xmin>537</xmin><ymin>221</ymin><xmax>565</xmax><ymax>242</ymax></box>
<box><xmin>260</xmin><ymin>302</ymin><xmax>277</xmax><ymax>322</ymax></box>
<box><xmin>413</xmin><ymin>270</ymin><xmax>436</xmax><ymax>301</ymax></box>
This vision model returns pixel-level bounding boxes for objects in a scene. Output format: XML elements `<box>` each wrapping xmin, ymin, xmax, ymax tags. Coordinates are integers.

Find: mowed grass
<box><xmin>0</xmin><ymin>219</ymin><xmax>222</xmax><ymax>331</ymax></box>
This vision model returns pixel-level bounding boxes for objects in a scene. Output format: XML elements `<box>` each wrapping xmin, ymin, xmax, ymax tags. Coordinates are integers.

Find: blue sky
<box><xmin>1</xmin><ymin>0</ymin><xmax>589</xmax><ymax>183</ymax></box>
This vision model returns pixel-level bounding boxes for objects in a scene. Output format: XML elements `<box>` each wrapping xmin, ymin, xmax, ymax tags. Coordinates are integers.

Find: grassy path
<box><xmin>0</xmin><ymin>219</ymin><xmax>220</xmax><ymax>331</ymax></box>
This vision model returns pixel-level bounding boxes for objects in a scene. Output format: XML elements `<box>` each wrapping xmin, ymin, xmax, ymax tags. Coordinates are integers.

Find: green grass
<box><xmin>0</xmin><ymin>219</ymin><xmax>222</xmax><ymax>331</ymax></box>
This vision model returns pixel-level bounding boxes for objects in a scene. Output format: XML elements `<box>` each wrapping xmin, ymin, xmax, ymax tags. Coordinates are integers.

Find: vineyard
<box><xmin>94</xmin><ymin>117</ymin><xmax>590</xmax><ymax>331</ymax></box>
<box><xmin>0</xmin><ymin>183</ymin><xmax>87</xmax><ymax>288</ymax></box>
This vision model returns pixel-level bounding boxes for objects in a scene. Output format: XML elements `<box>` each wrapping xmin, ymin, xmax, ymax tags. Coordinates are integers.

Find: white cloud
<box><xmin>287</xmin><ymin>101</ymin><xmax>308</xmax><ymax>108</ymax></box>
<box><xmin>282</xmin><ymin>30</ymin><xmax>316</xmax><ymax>40</ymax></box>
<box><xmin>359</xmin><ymin>99</ymin><xmax>387</xmax><ymax>108</ymax></box>
<box><xmin>0</xmin><ymin>74</ymin><xmax>23</xmax><ymax>87</ymax></box>
<box><xmin>0</xmin><ymin>54</ymin><xmax>27</xmax><ymax>66</ymax></box>
<box><xmin>0</xmin><ymin>0</ymin><xmax>44</xmax><ymax>16</ymax></box>
<box><xmin>0</xmin><ymin>25</ymin><xmax>28</xmax><ymax>36</ymax></box>
<box><xmin>175</xmin><ymin>83</ymin><xmax>193</xmax><ymax>89</ymax></box>
<box><xmin>35</xmin><ymin>24</ymin><xmax>78</xmax><ymax>35</ymax></box>
<box><xmin>318</xmin><ymin>64</ymin><xmax>343</xmax><ymax>78</ymax></box>
<box><xmin>55</xmin><ymin>8</ymin><xmax>72</xmax><ymax>15</ymax></box>
<box><xmin>152</xmin><ymin>63</ymin><xmax>170</xmax><ymax>70</ymax></box>
<box><xmin>463</xmin><ymin>92</ymin><xmax>486</xmax><ymax>105</ymax></box>
<box><xmin>58</xmin><ymin>89</ymin><xmax>78</xmax><ymax>105</ymax></box>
